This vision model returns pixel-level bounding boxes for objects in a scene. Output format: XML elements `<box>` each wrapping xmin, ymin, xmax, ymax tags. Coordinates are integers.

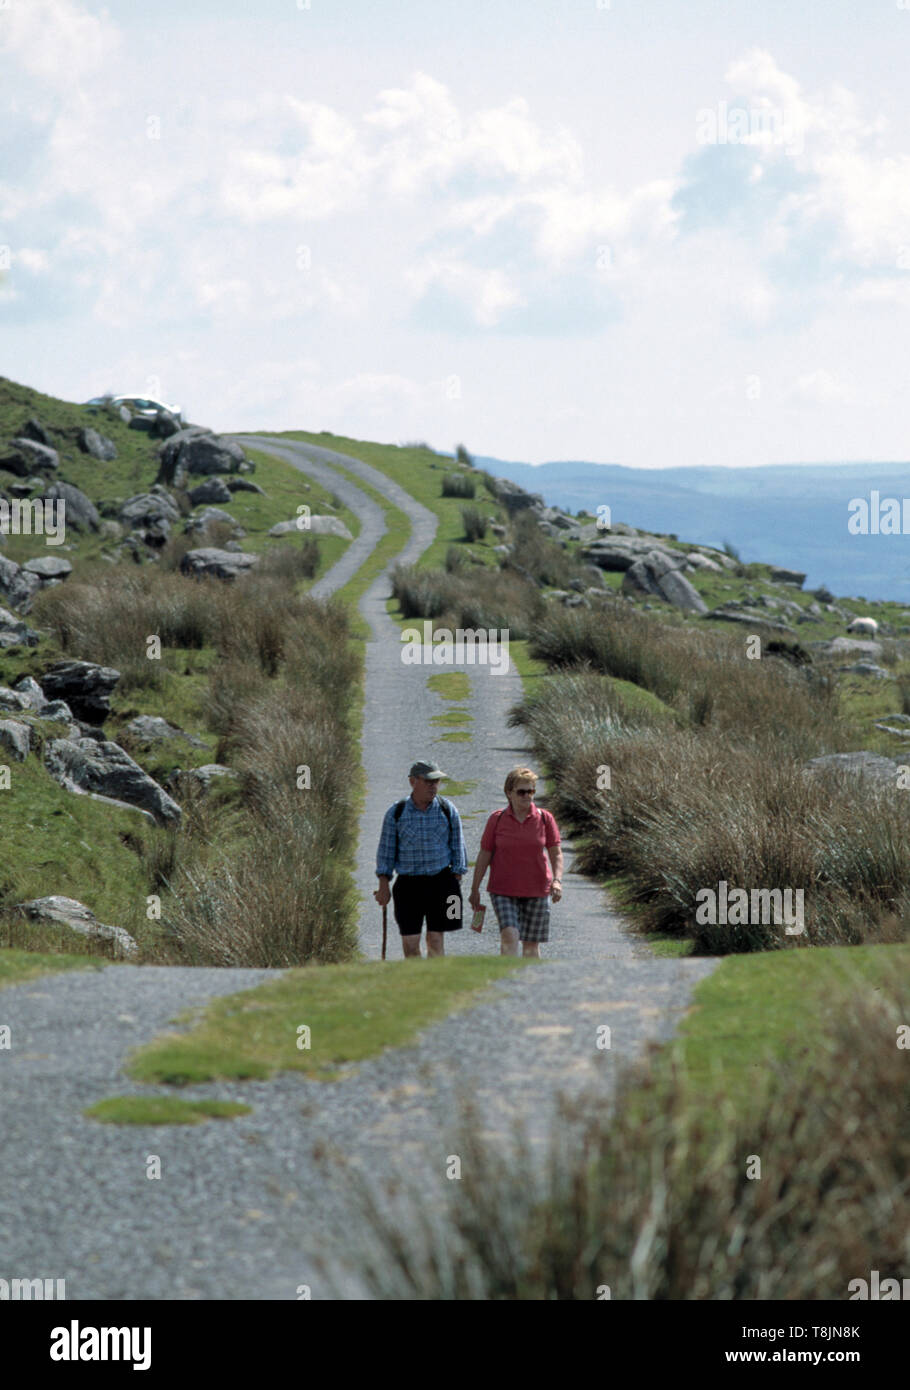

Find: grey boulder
<box><xmin>622</xmin><ymin>549</ymin><xmax>708</xmax><ymax>614</ymax></box>
<box><xmin>42</xmin><ymin>481</ymin><xmax>101</xmax><ymax>532</ymax></box>
<box><xmin>23</xmin><ymin>555</ymin><xmax>72</xmax><ymax>581</ymax></box>
<box><xmin>179</xmin><ymin>548</ymin><xmax>259</xmax><ymax>581</ymax></box>
<box><xmin>44</xmin><ymin>736</ymin><xmax>181</xmax><ymax>826</ymax></box>
<box><xmin>188</xmin><ymin>477</ymin><xmax>232</xmax><ymax>506</ymax></box>
<box><xmin>0</xmin><ymin>718</ymin><xmax>32</xmax><ymax>760</ymax></box>
<box><xmin>77</xmin><ymin>427</ymin><xmax>117</xmax><ymax>461</ymax></box>
<box><xmin>1</xmin><ymin>438</ymin><xmax>59</xmax><ymax>476</ymax></box>
<box><xmin>0</xmin><ymin>555</ymin><xmax>42</xmax><ymax>612</ymax></box>
<box><xmin>14</xmin><ymin>895</ymin><xmax>137</xmax><ymax>958</ymax></box>
<box><xmin>38</xmin><ymin>660</ymin><xmax>120</xmax><ymax>724</ymax></box>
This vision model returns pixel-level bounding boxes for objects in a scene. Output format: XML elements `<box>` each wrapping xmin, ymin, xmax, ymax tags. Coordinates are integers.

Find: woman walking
<box><xmin>468</xmin><ymin>766</ymin><xmax>563</xmax><ymax>958</ymax></box>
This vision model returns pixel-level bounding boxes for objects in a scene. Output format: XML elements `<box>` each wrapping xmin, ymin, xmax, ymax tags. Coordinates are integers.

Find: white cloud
<box><xmin>784</xmin><ymin>369</ymin><xmax>854</xmax><ymax>407</ymax></box>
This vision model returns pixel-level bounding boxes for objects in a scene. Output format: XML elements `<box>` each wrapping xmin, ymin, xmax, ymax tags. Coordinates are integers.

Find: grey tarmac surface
<box><xmin>0</xmin><ymin>436</ymin><xmax>718</xmax><ymax>1299</ymax></box>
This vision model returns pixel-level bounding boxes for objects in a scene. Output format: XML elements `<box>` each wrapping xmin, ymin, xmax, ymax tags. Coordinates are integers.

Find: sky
<box><xmin>2</xmin><ymin>0</ymin><xmax>910</xmax><ymax>469</ymax></box>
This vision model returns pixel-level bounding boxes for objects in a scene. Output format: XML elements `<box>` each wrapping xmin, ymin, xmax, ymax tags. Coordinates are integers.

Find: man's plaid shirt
<box><xmin>376</xmin><ymin>795</ymin><xmax>468</xmax><ymax>878</ymax></box>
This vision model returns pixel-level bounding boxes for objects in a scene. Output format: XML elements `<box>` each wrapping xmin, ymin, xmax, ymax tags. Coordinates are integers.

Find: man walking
<box><xmin>374</xmin><ymin>760</ymin><xmax>468</xmax><ymax>958</ymax></box>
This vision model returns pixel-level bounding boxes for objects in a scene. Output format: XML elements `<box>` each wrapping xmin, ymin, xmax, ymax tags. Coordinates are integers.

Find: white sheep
<box><xmin>847</xmin><ymin>616</ymin><xmax>879</xmax><ymax>636</ymax></box>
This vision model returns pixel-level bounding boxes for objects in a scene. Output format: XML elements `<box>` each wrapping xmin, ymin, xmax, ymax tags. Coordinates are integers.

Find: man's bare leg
<box><xmin>521</xmin><ymin>941</ymin><xmax>541</xmax><ymax>959</ymax></box>
<box><xmin>500</xmin><ymin>927</ymin><xmax>520</xmax><ymax>957</ymax></box>
<box><xmin>402</xmin><ymin>934</ymin><xmax>422</xmax><ymax>958</ymax></box>
<box><xmin>426</xmin><ymin>931</ymin><xmax>445</xmax><ymax>957</ymax></box>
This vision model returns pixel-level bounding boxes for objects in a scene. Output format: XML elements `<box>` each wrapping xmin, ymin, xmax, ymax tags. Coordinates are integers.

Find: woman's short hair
<box><xmin>504</xmin><ymin>766</ymin><xmax>538</xmax><ymax>797</ymax></box>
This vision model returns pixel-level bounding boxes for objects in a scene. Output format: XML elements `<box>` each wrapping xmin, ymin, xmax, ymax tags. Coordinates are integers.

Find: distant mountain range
<box><xmin>469</xmin><ymin>456</ymin><xmax>910</xmax><ymax>602</ymax></box>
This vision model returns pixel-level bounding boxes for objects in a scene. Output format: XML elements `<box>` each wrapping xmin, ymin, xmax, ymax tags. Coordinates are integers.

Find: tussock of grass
<box><xmin>332</xmin><ymin>959</ymin><xmax>910</xmax><ymax>1299</ymax></box>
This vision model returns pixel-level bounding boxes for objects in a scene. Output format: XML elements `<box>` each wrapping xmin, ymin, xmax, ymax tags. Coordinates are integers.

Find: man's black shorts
<box><xmin>392</xmin><ymin>868</ymin><xmax>463</xmax><ymax>934</ymax></box>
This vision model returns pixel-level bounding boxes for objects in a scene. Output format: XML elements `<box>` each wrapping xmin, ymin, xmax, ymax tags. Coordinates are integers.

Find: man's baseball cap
<box><xmin>410</xmin><ymin>759</ymin><xmax>447</xmax><ymax>780</ymax></box>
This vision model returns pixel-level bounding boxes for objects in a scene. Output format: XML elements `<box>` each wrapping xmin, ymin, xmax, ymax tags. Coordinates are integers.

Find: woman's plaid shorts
<box><xmin>489</xmin><ymin>892</ymin><xmax>550</xmax><ymax>943</ymax></box>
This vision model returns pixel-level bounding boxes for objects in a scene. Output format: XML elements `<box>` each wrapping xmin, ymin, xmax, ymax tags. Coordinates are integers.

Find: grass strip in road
<box><xmin>0</xmin><ymin>948</ymin><xmax>105</xmax><ymax>989</ymax></box>
<box><xmin>85</xmin><ymin>1097</ymin><xmax>251</xmax><ymax>1125</ymax></box>
<box><xmin>124</xmin><ymin>956</ymin><xmax>531</xmax><ymax>1086</ymax></box>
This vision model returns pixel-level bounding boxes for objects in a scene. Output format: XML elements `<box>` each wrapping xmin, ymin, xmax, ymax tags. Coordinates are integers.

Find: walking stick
<box><xmin>381</xmin><ymin>902</ymin><xmax>387</xmax><ymax>961</ymax></box>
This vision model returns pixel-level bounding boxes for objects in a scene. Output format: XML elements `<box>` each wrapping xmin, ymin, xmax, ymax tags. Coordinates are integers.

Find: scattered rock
<box><xmin>0</xmin><ymin>555</ymin><xmax>42</xmax><ymax>612</ymax></box>
<box><xmin>269</xmin><ymin>516</ymin><xmax>353</xmax><ymax>539</ymax></box>
<box><xmin>0</xmin><ymin>604</ymin><xmax>39</xmax><ymax>648</ymax></box>
<box><xmin>22</xmin><ymin>417</ymin><xmax>54</xmax><ymax>447</ymax></box>
<box><xmin>838</xmin><ymin>662</ymin><xmax>894</xmax><ymax>679</ymax></box>
<box><xmin>803</xmin><ymin>751</ymin><xmax>904</xmax><ymax>785</ymax></box>
<box><xmin>125</xmin><ymin>715</ymin><xmax>207</xmax><ymax>748</ymax></box>
<box><xmin>684</xmin><ymin>551</ymin><xmax>724</xmax><ymax>573</ymax></box>
<box><xmin>23</xmin><ymin>555</ymin><xmax>72</xmax><ymax>581</ymax></box>
<box><xmin>769</xmin><ymin>567</ymin><xmax>806</xmax><ymax>587</ymax></box>
<box><xmin>185</xmin><ymin>507</ymin><xmax>244</xmax><ymax>537</ymax></box>
<box><xmin>179</xmin><ymin>548</ymin><xmax>260</xmax><ymax>581</ymax></box>
<box><xmin>77</xmin><ymin>427</ymin><xmax>117</xmax><ymax>461</ymax></box>
<box><xmin>2</xmin><ymin>438</ymin><xmax>59</xmax><ymax>476</ymax></box>
<box><xmin>44</xmin><ymin>736</ymin><xmax>181</xmax><ymax>826</ymax></box>
<box><xmin>38</xmin><ymin>660</ymin><xmax>121</xmax><ymax>724</ymax></box>
<box><xmin>225</xmin><ymin>477</ymin><xmax>266</xmax><ymax>496</ymax></box>
<box><xmin>188</xmin><ymin>478</ymin><xmax>232</xmax><ymax>506</ymax></box>
<box><xmin>0</xmin><ymin>718</ymin><xmax>31</xmax><ymax>761</ymax></box>
<box><xmin>14</xmin><ymin>895</ymin><xmax>137</xmax><ymax>958</ymax></box>
<box><xmin>42</xmin><ymin>481</ymin><xmax>101</xmax><ymax>532</ymax></box>
<box><xmin>811</xmin><ymin>636</ymin><xmax>883</xmax><ymax>660</ymax></box>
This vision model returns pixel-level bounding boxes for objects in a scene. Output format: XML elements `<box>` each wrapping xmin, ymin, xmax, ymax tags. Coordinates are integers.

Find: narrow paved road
<box><xmin>0</xmin><ymin>435</ymin><xmax>718</xmax><ymax>1299</ymax></box>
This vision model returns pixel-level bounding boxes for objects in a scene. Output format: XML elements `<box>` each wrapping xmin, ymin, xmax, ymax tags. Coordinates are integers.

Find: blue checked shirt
<box><xmin>376</xmin><ymin>795</ymin><xmax>468</xmax><ymax>878</ymax></box>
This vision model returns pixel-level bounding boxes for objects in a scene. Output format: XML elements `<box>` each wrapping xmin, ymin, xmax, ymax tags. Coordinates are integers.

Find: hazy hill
<box><xmin>472</xmin><ymin>456</ymin><xmax>910</xmax><ymax>602</ymax></box>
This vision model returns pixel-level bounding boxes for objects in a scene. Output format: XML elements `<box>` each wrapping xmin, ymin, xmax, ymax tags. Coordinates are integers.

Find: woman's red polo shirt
<box><xmin>480</xmin><ymin>802</ymin><xmax>560</xmax><ymax>897</ymax></box>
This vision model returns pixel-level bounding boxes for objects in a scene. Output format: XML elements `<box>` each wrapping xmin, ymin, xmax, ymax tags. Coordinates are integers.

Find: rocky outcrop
<box><xmin>156</xmin><ymin>429</ymin><xmax>252</xmax><ymax>487</ymax></box>
<box><xmin>621</xmin><ymin>549</ymin><xmax>708</xmax><ymax>614</ymax></box>
<box><xmin>14</xmin><ymin>895</ymin><xmax>137</xmax><ymax>958</ymax></box>
<box><xmin>38</xmin><ymin>660</ymin><xmax>120</xmax><ymax>724</ymax></box>
<box><xmin>43</xmin><ymin>735</ymin><xmax>181</xmax><ymax>826</ymax></box>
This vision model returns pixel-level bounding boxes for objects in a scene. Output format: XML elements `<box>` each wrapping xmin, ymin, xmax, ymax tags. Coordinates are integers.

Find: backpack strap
<box><xmin>393</xmin><ymin>796</ymin><xmax>454</xmax><ymax>863</ymax></box>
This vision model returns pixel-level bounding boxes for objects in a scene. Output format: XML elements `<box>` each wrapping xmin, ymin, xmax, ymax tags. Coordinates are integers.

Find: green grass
<box><xmin>272</xmin><ymin>431</ymin><xmax>502</xmax><ymax>571</ymax></box>
<box><xmin>84</xmin><ymin>1096</ymin><xmax>251</xmax><ymax>1125</ymax></box>
<box><xmin>0</xmin><ymin>947</ymin><xmax>104</xmax><ymax>988</ymax></box>
<box><xmin>426</xmin><ymin>672</ymin><xmax>471</xmax><ymax>700</ymax></box>
<box><xmin>637</xmin><ymin>942</ymin><xmax>910</xmax><ymax>1137</ymax></box>
<box><xmin>437</xmin><ymin>730</ymin><xmax>471</xmax><ymax>742</ymax></box>
<box><xmin>124</xmin><ymin>956</ymin><xmax>530</xmax><ymax>1085</ymax></box>
<box><xmin>430</xmin><ymin>707</ymin><xmax>473</xmax><ymax>726</ymax></box>
<box><xmin>438</xmin><ymin>778</ymin><xmax>477</xmax><ymax>797</ymax></box>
